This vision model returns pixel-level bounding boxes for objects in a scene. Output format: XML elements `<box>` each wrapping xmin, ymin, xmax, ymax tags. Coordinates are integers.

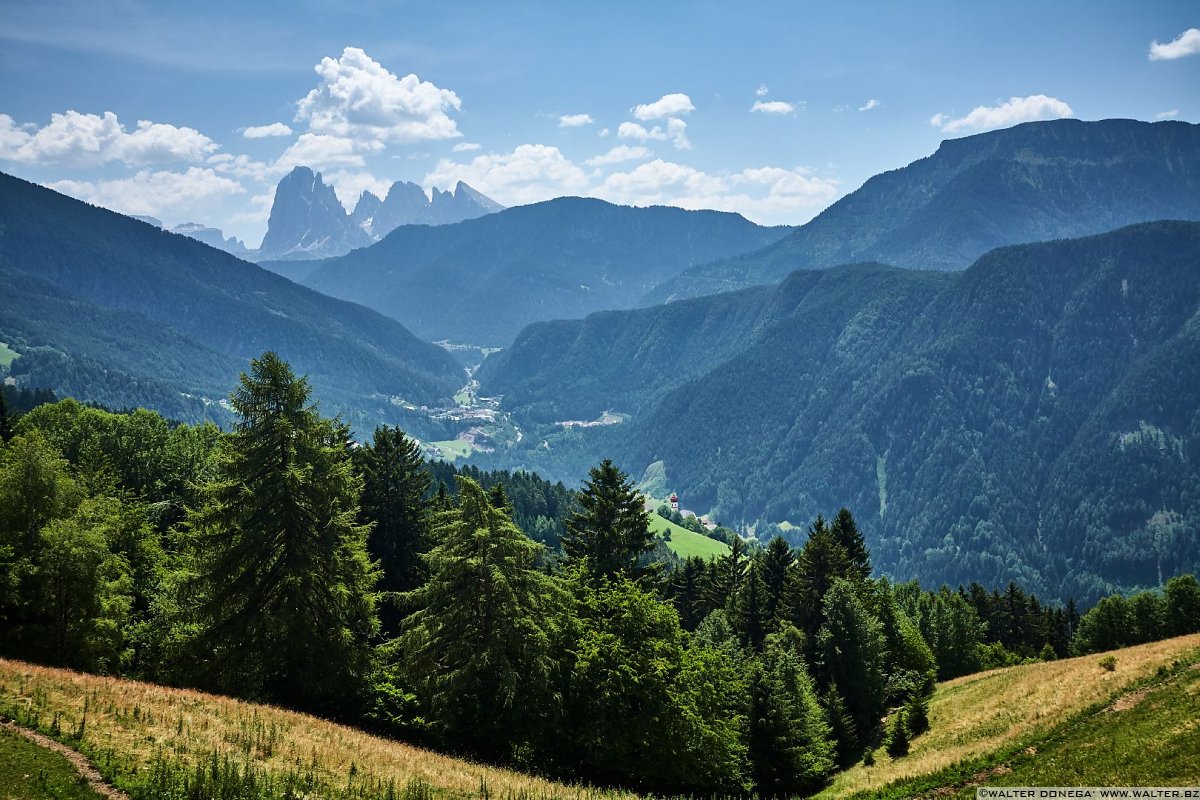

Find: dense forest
<box><xmin>2</xmin><ymin>355</ymin><xmax>1197</xmax><ymax>796</ymax></box>
<box><xmin>479</xmin><ymin>221</ymin><xmax>1200</xmax><ymax>602</ymax></box>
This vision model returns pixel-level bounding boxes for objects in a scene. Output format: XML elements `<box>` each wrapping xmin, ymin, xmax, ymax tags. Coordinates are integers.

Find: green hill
<box><xmin>478</xmin><ymin>222</ymin><xmax>1200</xmax><ymax>601</ymax></box>
<box><xmin>0</xmin><ymin>172</ymin><xmax>464</xmax><ymax>433</ymax></box>
<box><xmin>301</xmin><ymin>197</ymin><xmax>792</xmax><ymax>346</ymax></box>
<box><xmin>648</xmin><ymin>119</ymin><xmax>1200</xmax><ymax>303</ymax></box>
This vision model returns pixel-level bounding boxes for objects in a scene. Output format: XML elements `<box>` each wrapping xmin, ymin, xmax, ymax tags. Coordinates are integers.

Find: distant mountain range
<box><xmin>299</xmin><ymin>197</ymin><xmax>793</xmax><ymax>345</ymax></box>
<box><xmin>479</xmin><ymin>221</ymin><xmax>1200</xmax><ymax>602</ymax></box>
<box><xmin>0</xmin><ymin>172</ymin><xmax>464</xmax><ymax>433</ymax></box>
<box><xmin>131</xmin><ymin>216</ymin><xmax>254</xmax><ymax>259</ymax></box>
<box><xmin>255</xmin><ymin>166</ymin><xmax>504</xmax><ymax>261</ymax></box>
<box><xmin>648</xmin><ymin>119</ymin><xmax>1200</xmax><ymax>303</ymax></box>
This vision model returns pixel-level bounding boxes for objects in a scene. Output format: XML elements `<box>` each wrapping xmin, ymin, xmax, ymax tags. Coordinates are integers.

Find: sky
<box><xmin>1</xmin><ymin>1</ymin><xmax>1197</xmax><ymax>247</ymax></box>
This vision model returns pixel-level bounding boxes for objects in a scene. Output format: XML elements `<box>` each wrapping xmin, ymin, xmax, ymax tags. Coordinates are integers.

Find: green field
<box><xmin>647</xmin><ymin>509</ymin><xmax>731</xmax><ymax>559</ymax></box>
<box><xmin>0</xmin><ymin>725</ymin><xmax>105</xmax><ymax>800</ymax></box>
<box><xmin>429</xmin><ymin>439</ymin><xmax>474</xmax><ymax>460</ymax></box>
<box><xmin>0</xmin><ymin>342</ymin><xmax>18</xmax><ymax>369</ymax></box>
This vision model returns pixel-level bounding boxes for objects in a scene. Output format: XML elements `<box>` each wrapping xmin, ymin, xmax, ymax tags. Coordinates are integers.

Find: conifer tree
<box><xmin>355</xmin><ymin>426</ymin><xmax>430</xmax><ymax>597</ymax></box>
<box><xmin>180</xmin><ymin>352</ymin><xmax>378</xmax><ymax>712</ymax></box>
<box><xmin>400</xmin><ymin>477</ymin><xmax>560</xmax><ymax>757</ymax></box>
<box><xmin>817</xmin><ymin>579</ymin><xmax>887</xmax><ymax>745</ymax></box>
<box><xmin>706</xmin><ymin>534</ymin><xmax>750</xmax><ymax>609</ymax></box>
<box><xmin>885</xmin><ymin>709</ymin><xmax>910</xmax><ymax>758</ymax></box>
<box><xmin>759</xmin><ymin>536</ymin><xmax>797</xmax><ymax>632</ymax></box>
<box><xmin>0</xmin><ymin>391</ymin><xmax>13</xmax><ymax>444</ymax></box>
<box><xmin>794</xmin><ymin>515</ymin><xmax>851</xmax><ymax>640</ymax></box>
<box><xmin>830</xmin><ymin>508</ymin><xmax>871</xmax><ymax>582</ymax></box>
<box><xmin>562</xmin><ymin>459</ymin><xmax>652</xmax><ymax>578</ymax></box>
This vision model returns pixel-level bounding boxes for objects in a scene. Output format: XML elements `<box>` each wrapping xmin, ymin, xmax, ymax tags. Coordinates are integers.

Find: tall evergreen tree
<box><xmin>400</xmin><ymin>477</ymin><xmax>560</xmax><ymax>758</ymax></box>
<box><xmin>0</xmin><ymin>391</ymin><xmax>13</xmax><ymax>444</ymax></box>
<box><xmin>830</xmin><ymin>508</ymin><xmax>871</xmax><ymax>582</ymax></box>
<box><xmin>562</xmin><ymin>459</ymin><xmax>652</xmax><ymax>579</ymax></box>
<box><xmin>706</xmin><ymin>535</ymin><xmax>750</xmax><ymax>610</ymax></box>
<box><xmin>794</xmin><ymin>516</ymin><xmax>851</xmax><ymax>642</ymax></box>
<box><xmin>817</xmin><ymin>579</ymin><xmax>887</xmax><ymax>748</ymax></box>
<box><xmin>759</xmin><ymin>536</ymin><xmax>797</xmax><ymax>632</ymax></box>
<box><xmin>178</xmin><ymin>352</ymin><xmax>378</xmax><ymax>713</ymax></box>
<box><xmin>355</xmin><ymin>426</ymin><xmax>430</xmax><ymax>598</ymax></box>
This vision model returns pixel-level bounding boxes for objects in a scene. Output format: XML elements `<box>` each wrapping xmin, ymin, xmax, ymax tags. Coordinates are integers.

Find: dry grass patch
<box><xmin>818</xmin><ymin>634</ymin><xmax>1200</xmax><ymax>799</ymax></box>
<box><xmin>0</xmin><ymin>659</ymin><xmax>636</xmax><ymax>800</ymax></box>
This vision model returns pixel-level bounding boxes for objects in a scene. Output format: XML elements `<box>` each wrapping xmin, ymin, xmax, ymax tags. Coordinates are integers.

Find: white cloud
<box><xmin>617</xmin><ymin>119</ymin><xmax>690</xmax><ymax>149</ymax></box>
<box><xmin>206</xmin><ymin>152</ymin><xmax>270</xmax><ymax>180</ymax></box>
<box><xmin>275</xmin><ymin>133</ymin><xmax>381</xmax><ymax>172</ymax></box>
<box><xmin>0</xmin><ymin>110</ymin><xmax>217</xmax><ymax>167</ymax></box>
<box><xmin>242</xmin><ymin>122</ymin><xmax>293</xmax><ymax>138</ymax></box>
<box><xmin>1155</xmin><ymin>109</ymin><xmax>1180</xmax><ymax>120</ymax></box>
<box><xmin>1149</xmin><ymin>28</ymin><xmax>1200</xmax><ymax>60</ymax></box>
<box><xmin>633</xmin><ymin>93</ymin><xmax>695</xmax><ymax>120</ymax></box>
<box><xmin>859</xmin><ymin>99</ymin><xmax>880</xmax><ymax>111</ymax></box>
<box><xmin>47</xmin><ymin>167</ymin><xmax>244</xmax><ymax>218</ymax></box>
<box><xmin>598</xmin><ymin>127</ymin><xmax>611</xmax><ymax>137</ymax></box>
<box><xmin>559</xmin><ymin>113</ymin><xmax>594</xmax><ymax>128</ymax></box>
<box><xmin>295</xmin><ymin>46</ymin><xmax>462</xmax><ymax>144</ymax></box>
<box><xmin>325</xmin><ymin>170</ymin><xmax>394</xmax><ymax>210</ymax></box>
<box><xmin>751</xmin><ymin>100</ymin><xmax>796</xmax><ymax>115</ymax></box>
<box><xmin>596</xmin><ymin>159</ymin><xmax>838</xmax><ymax>224</ymax></box>
<box><xmin>584</xmin><ymin>145</ymin><xmax>651</xmax><ymax>167</ymax></box>
<box><xmin>756</xmin><ymin>84</ymin><xmax>770</xmax><ymax>97</ymax></box>
<box><xmin>931</xmin><ymin>95</ymin><xmax>1073</xmax><ymax>134</ymax></box>
<box><xmin>424</xmin><ymin>144</ymin><xmax>590</xmax><ymax>206</ymax></box>
<box><xmin>453</xmin><ymin>142</ymin><xmax>482</xmax><ymax>152</ymax></box>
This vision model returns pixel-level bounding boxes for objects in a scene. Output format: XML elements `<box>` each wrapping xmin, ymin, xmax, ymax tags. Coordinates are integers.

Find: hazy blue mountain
<box><xmin>0</xmin><ymin>171</ymin><xmax>464</xmax><ymax>433</ymax></box>
<box><xmin>257</xmin><ymin>168</ymin><xmax>504</xmax><ymax>262</ymax></box>
<box><xmin>302</xmin><ymin>197</ymin><xmax>793</xmax><ymax>345</ymax></box>
<box><xmin>478</xmin><ymin>222</ymin><xmax>1200</xmax><ymax>601</ymax></box>
<box><xmin>168</xmin><ymin>222</ymin><xmax>253</xmax><ymax>259</ymax></box>
<box><xmin>647</xmin><ymin>119</ymin><xmax>1200</xmax><ymax>303</ymax></box>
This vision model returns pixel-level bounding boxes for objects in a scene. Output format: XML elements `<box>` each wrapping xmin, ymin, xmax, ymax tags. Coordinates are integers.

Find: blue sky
<box><xmin>1</xmin><ymin>0</ymin><xmax>1197</xmax><ymax>246</ymax></box>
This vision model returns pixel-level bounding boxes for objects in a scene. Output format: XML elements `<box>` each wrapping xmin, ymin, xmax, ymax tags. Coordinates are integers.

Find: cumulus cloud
<box><xmin>206</xmin><ymin>152</ymin><xmax>270</xmax><ymax>180</ymax></box>
<box><xmin>0</xmin><ymin>110</ymin><xmax>217</xmax><ymax>167</ymax></box>
<box><xmin>275</xmin><ymin>133</ymin><xmax>381</xmax><ymax>172</ymax></box>
<box><xmin>756</xmin><ymin>84</ymin><xmax>770</xmax><ymax>97</ymax></box>
<box><xmin>295</xmin><ymin>46</ymin><xmax>462</xmax><ymax>144</ymax></box>
<box><xmin>424</xmin><ymin>144</ymin><xmax>590</xmax><ymax>206</ymax></box>
<box><xmin>931</xmin><ymin>95</ymin><xmax>1073</xmax><ymax>133</ymax></box>
<box><xmin>1149</xmin><ymin>28</ymin><xmax>1200</xmax><ymax>60</ymax></box>
<box><xmin>751</xmin><ymin>100</ymin><xmax>796</xmax><ymax>115</ymax></box>
<box><xmin>596</xmin><ymin>159</ymin><xmax>838</xmax><ymax>223</ymax></box>
<box><xmin>324</xmin><ymin>170</ymin><xmax>395</xmax><ymax>210</ymax></box>
<box><xmin>633</xmin><ymin>93</ymin><xmax>695</xmax><ymax>120</ymax></box>
<box><xmin>242</xmin><ymin>122</ymin><xmax>293</xmax><ymax>138</ymax></box>
<box><xmin>1155</xmin><ymin>109</ymin><xmax>1180</xmax><ymax>120</ymax></box>
<box><xmin>584</xmin><ymin>145</ymin><xmax>652</xmax><ymax>167</ymax></box>
<box><xmin>47</xmin><ymin>167</ymin><xmax>244</xmax><ymax>218</ymax></box>
<box><xmin>559</xmin><ymin>113</ymin><xmax>594</xmax><ymax>128</ymax></box>
<box><xmin>617</xmin><ymin>118</ymin><xmax>690</xmax><ymax>149</ymax></box>
<box><xmin>859</xmin><ymin>99</ymin><xmax>880</xmax><ymax>111</ymax></box>
<box><xmin>453</xmin><ymin>142</ymin><xmax>482</xmax><ymax>152</ymax></box>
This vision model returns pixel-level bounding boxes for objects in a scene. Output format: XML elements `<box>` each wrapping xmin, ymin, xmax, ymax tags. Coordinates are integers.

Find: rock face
<box><xmin>257</xmin><ymin>167</ymin><xmax>372</xmax><ymax>261</ymax></box>
<box><xmin>168</xmin><ymin>222</ymin><xmax>253</xmax><ymax>259</ymax></box>
<box><xmin>258</xmin><ymin>167</ymin><xmax>505</xmax><ymax>261</ymax></box>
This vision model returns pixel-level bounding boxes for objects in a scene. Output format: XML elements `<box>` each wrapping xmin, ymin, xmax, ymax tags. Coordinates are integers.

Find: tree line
<box><xmin>1</xmin><ymin>353</ymin><xmax>1197</xmax><ymax>796</ymax></box>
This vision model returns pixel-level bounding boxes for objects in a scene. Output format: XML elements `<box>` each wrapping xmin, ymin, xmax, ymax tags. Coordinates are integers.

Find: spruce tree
<box><xmin>759</xmin><ymin>536</ymin><xmax>797</xmax><ymax>632</ymax></box>
<box><xmin>400</xmin><ymin>477</ymin><xmax>560</xmax><ymax>757</ymax></box>
<box><xmin>180</xmin><ymin>352</ymin><xmax>378</xmax><ymax>712</ymax></box>
<box><xmin>885</xmin><ymin>709</ymin><xmax>910</xmax><ymax>758</ymax></box>
<box><xmin>817</xmin><ymin>579</ymin><xmax>887</xmax><ymax>746</ymax></box>
<box><xmin>355</xmin><ymin>426</ymin><xmax>430</xmax><ymax>596</ymax></box>
<box><xmin>794</xmin><ymin>516</ymin><xmax>851</xmax><ymax>641</ymax></box>
<box><xmin>0</xmin><ymin>390</ymin><xmax>13</xmax><ymax>443</ymax></box>
<box><xmin>706</xmin><ymin>534</ymin><xmax>749</xmax><ymax>610</ymax></box>
<box><xmin>830</xmin><ymin>508</ymin><xmax>871</xmax><ymax>582</ymax></box>
<box><xmin>562</xmin><ymin>459</ymin><xmax>652</xmax><ymax>579</ymax></box>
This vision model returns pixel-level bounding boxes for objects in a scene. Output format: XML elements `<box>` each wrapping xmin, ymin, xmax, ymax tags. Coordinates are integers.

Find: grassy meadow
<box><xmin>646</xmin><ymin>507</ymin><xmax>731</xmax><ymax>559</ymax></box>
<box><xmin>0</xmin><ymin>658</ymin><xmax>635</xmax><ymax>800</ymax></box>
<box><xmin>822</xmin><ymin>633</ymin><xmax>1200</xmax><ymax>798</ymax></box>
<box><xmin>0</xmin><ymin>725</ymin><xmax>106</xmax><ymax>800</ymax></box>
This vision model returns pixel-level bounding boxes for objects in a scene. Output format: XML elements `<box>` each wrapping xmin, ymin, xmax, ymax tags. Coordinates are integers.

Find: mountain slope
<box><xmin>302</xmin><ymin>197</ymin><xmax>793</xmax><ymax>345</ymax></box>
<box><xmin>648</xmin><ymin>119</ymin><xmax>1200</xmax><ymax>303</ymax></box>
<box><xmin>479</xmin><ymin>222</ymin><xmax>1200</xmax><ymax>599</ymax></box>
<box><xmin>0</xmin><ymin>172</ymin><xmax>463</xmax><ymax>430</ymax></box>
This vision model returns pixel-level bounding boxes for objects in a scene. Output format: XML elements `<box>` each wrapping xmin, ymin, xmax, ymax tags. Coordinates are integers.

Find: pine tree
<box><xmin>734</xmin><ymin>564</ymin><xmax>769</xmax><ymax>650</ymax></box>
<box><xmin>356</xmin><ymin>426</ymin><xmax>430</xmax><ymax>600</ymax></box>
<box><xmin>706</xmin><ymin>535</ymin><xmax>749</xmax><ymax>610</ymax></box>
<box><xmin>885</xmin><ymin>709</ymin><xmax>910</xmax><ymax>758</ymax></box>
<box><xmin>562</xmin><ymin>459</ymin><xmax>652</xmax><ymax>579</ymax></box>
<box><xmin>400</xmin><ymin>477</ymin><xmax>560</xmax><ymax>757</ymax></box>
<box><xmin>830</xmin><ymin>508</ymin><xmax>871</xmax><ymax>582</ymax></box>
<box><xmin>817</xmin><ymin>579</ymin><xmax>887</xmax><ymax>746</ymax></box>
<box><xmin>794</xmin><ymin>515</ymin><xmax>851</xmax><ymax>641</ymax></box>
<box><xmin>179</xmin><ymin>352</ymin><xmax>378</xmax><ymax>713</ymax></box>
<box><xmin>759</xmin><ymin>536</ymin><xmax>797</xmax><ymax>632</ymax></box>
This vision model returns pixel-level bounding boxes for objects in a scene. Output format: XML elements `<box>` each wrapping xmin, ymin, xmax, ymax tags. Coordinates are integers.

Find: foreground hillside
<box><xmin>480</xmin><ymin>221</ymin><xmax>1200</xmax><ymax>600</ymax></box>
<box><xmin>2</xmin><ymin>636</ymin><xmax>1196</xmax><ymax>800</ymax></box>
<box><xmin>650</xmin><ymin>118</ymin><xmax>1200</xmax><ymax>302</ymax></box>
<box><xmin>302</xmin><ymin>197</ymin><xmax>792</xmax><ymax>345</ymax></box>
<box><xmin>0</xmin><ymin>658</ymin><xmax>635</xmax><ymax>800</ymax></box>
<box><xmin>822</xmin><ymin>634</ymin><xmax>1200</xmax><ymax>798</ymax></box>
<box><xmin>0</xmin><ymin>172</ymin><xmax>464</xmax><ymax>430</ymax></box>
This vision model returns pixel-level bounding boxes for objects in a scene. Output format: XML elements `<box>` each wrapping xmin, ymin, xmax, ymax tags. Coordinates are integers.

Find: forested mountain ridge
<box><xmin>648</xmin><ymin>119</ymin><xmax>1200</xmax><ymax>303</ymax></box>
<box><xmin>479</xmin><ymin>221</ymin><xmax>1200</xmax><ymax>600</ymax></box>
<box><xmin>301</xmin><ymin>196</ymin><xmax>793</xmax><ymax>345</ymax></box>
<box><xmin>0</xmin><ymin>172</ymin><xmax>464</xmax><ymax>428</ymax></box>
